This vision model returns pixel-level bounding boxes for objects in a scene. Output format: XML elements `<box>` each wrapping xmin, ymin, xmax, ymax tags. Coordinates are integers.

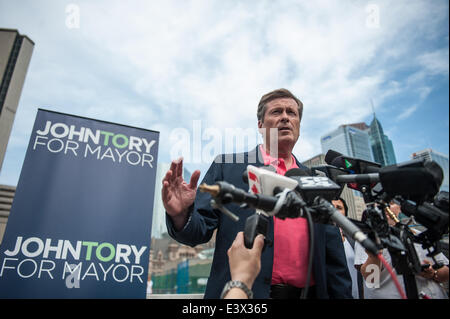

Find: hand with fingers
<box><xmin>224</xmin><ymin>231</ymin><xmax>265</xmax><ymax>299</ymax></box>
<box><xmin>161</xmin><ymin>157</ymin><xmax>201</xmax><ymax>231</ymax></box>
<box><xmin>419</xmin><ymin>260</ymin><xmax>435</xmax><ymax>280</ymax></box>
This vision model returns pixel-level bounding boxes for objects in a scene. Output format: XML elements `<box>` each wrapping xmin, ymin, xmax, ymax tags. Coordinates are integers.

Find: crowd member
<box><xmin>162</xmin><ymin>88</ymin><xmax>352</xmax><ymax>299</ymax></box>
<box><xmin>331</xmin><ymin>197</ymin><xmax>364</xmax><ymax>299</ymax></box>
<box><xmin>354</xmin><ymin>201</ymin><xmax>449</xmax><ymax>299</ymax></box>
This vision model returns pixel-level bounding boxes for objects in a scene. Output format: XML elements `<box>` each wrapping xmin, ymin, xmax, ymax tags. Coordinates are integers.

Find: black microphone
<box><xmin>199</xmin><ymin>181</ymin><xmax>304</xmax><ymax>217</ymax></box>
<box><xmin>325</xmin><ymin>150</ymin><xmax>381</xmax><ymax>174</ymax></box>
<box><xmin>199</xmin><ymin>177</ymin><xmax>379</xmax><ymax>255</ymax></box>
<box><xmin>285</xmin><ymin>168</ymin><xmax>342</xmax><ymax>203</ymax></box>
<box><xmin>315</xmin><ymin>197</ymin><xmax>379</xmax><ymax>256</ymax></box>
<box><xmin>324</xmin><ymin>149</ymin><xmax>342</xmax><ymax>165</ymax></box>
<box><xmin>379</xmin><ymin>159</ymin><xmax>443</xmax><ymax>202</ymax></box>
<box><xmin>332</xmin><ymin>158</ymin><xmax>443</xmax><ymax>203</ymax></box>
<box><xmin>324</xmin><ymin>150</ymin><xmax>380</xmax><ymax>191</ymax></box>
<box><xmin>285</xmin><ymin>168</ymin><xmax>379</xmax><ymax>256</ymax></box>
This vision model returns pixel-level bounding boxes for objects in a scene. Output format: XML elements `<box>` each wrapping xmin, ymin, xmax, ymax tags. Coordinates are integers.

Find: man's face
<box><xmin>332</xmin><ymin>199</ymin><xmax>346</xmax><ymax>217</ymax></box>
<box><xmin>258</xmin><ymin>97</ymin><xmax>300</xmax><ymax>149</ymax></box>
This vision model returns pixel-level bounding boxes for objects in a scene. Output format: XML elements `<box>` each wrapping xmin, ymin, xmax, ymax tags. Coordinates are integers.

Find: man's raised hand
<box><xmin>161</xmin><ymin>157</ymin><xmax>201</xmax><ymax>231</ymax></box>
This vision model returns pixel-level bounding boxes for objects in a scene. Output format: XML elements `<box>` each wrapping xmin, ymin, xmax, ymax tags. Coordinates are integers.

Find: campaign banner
<box><xmin>0</xmin><ymin>109</ymin><xmax>159</xmax><ymax>298</ymax></box>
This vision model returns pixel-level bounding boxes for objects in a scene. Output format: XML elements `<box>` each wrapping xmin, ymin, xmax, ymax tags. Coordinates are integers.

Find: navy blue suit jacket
<box><xmin>166</xmin><ymin>147</ymin><xmax>352</xmax><ymax>299</ymax></box>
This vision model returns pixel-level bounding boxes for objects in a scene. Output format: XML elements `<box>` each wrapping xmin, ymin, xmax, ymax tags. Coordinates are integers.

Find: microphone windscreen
<box><xmin>325</xmin><ymin>150</ymin><xmax>343</xmax><ymax>165</ymax></box>
<box><xmin>379</xmin><ymin>159</ymin><xmax>443</xmax><ymax>201</ymax></box>
<box><xmin>424</xmin><ymin>160</ymin><xmax>444</xmax><ymax>190</ymax></box>
<box><xmin>242</xmin><ymin>165</ymin><xmax>277</xmax><ymax>184</ymax></box>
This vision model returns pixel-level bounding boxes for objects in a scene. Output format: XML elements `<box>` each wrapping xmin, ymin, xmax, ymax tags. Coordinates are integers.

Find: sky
<box><xmin>0</xmin><ymin>0</ymin><xmax>448</xmax><ymax>186</ymax></box>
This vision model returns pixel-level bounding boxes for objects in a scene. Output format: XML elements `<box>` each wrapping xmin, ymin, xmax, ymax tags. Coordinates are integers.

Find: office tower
<box><xmin>320</xmin><ymin>124</ymin><xmax>374</xmax><ymax>162</ymax></box>
<box><xmin>412</xmin><ymin>149</ymin><xmax>449</xmax><ymax>192</ymax></box>
<box><xmin>0</xmin><ymin>184</ymin><xmax>15</xmax><ymax>244</ymax></box>
<box><xmin>301</xmin><ymin>154</ymin><xmax>367</xmax><ymax>220</ymax></box>
<box><xmin>0</xmin><ymin>29</ymin><xmax>34</xmax><ymax>171</ymax></box>
<box><xmin>369</xmin><ymin>113</ymin><xmax>396</xmax><ymax>166</ymax></box>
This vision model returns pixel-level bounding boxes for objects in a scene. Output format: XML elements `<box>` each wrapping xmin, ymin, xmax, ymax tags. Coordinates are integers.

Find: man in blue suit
<box><xmin>162</xmin><ymin>88</ymin><xmax>352</xmax><ymax>299</ymax></box>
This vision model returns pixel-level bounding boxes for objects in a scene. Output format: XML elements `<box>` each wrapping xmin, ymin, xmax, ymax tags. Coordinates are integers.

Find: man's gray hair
<box><xmin>257</xmin><ymin>88</ymin><xmax>303</xmax><ymax>122</ymax></box>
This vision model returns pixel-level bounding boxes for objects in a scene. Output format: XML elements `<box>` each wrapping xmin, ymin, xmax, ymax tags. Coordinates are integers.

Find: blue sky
<box><xmin>0</xmin><ymin>0</ymin><xmax>448</xmax><ymax>186</ymax></box>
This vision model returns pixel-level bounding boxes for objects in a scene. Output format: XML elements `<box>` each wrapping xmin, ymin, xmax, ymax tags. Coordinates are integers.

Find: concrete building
<box><xmin>0</xmin><ymin>184</ymin><xmax>15</xmax><ymax>244</ymax></box>
<box><xmin>0</xmin><ymin>29</ymin><xmax>34</xmax><ymax>171</ymax></box>
<box><xmin>412</xmin><ymin>148</ymin><xmax>449</xmax><ymax>192</ymax></box>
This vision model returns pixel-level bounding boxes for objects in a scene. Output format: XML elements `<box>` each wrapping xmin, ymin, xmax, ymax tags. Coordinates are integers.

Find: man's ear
<box><xmin>257</xmin><ymin>120</ymin><xmax>263</xmax><ymax>129</ymax></box>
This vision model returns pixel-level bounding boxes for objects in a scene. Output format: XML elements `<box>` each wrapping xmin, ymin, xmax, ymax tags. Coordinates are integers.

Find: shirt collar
<box><xmin>259</xmin><ymin>144</ymin><xmax>298</xmax><ymax>174</ymax></box>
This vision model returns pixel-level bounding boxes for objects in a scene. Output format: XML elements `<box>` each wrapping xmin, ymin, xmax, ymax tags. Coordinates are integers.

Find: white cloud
<box><xmin>397</xmin><ymin>103</ymin><xmax>419</xmax><ymax>120</ymax></box>
<box><xmin>74</xmin><ymin>1</ymin><xmax>433</xmax><ymax>133</ymax></box>
<box><xmin>0</xmin><ymin>0</ymin><xmax>448</xmax><ymax>184</ymax></box>
<box><xmin>417</xmin><ymin>49</ymin><xmax>450</xmax><ymax>76</ymax></box>
<box><xmin>394</xmin><ymin>86</ymin><xmax>432</xmax><ymax>121</ymax></box>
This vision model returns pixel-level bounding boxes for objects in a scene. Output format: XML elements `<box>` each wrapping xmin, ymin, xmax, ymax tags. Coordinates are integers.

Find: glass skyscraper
<box><xmin>369</xmin><ymin>114</ymin><xmax>397</xmax><ymax>166</ymax></box>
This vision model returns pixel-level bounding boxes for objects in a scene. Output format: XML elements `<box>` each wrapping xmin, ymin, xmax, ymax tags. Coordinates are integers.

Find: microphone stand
<box><xmin>386</xmin><ymin>224</ymin><xmax>420</xmax><ymax>299</ymax></box>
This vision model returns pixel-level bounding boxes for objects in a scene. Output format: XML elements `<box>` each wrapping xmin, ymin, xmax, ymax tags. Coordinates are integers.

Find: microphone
<box><xmin>242</xmin><ymin>165</ymin><xmax>276</xmax><ymax>184</ymax></box>
<box><xmin>315</xmin><ymin>197</ymin><xmax>379</xmax><ymax>256</ymax></box>
<box><xmin>241</xmin><ymin>165</ymin><xmax>301</xmax><ymax>249</ymax></box>
<box><xmin>379</xmin><ymin>159</ymin><xmax>443</xmax><ymax>202</ymax></box>
<box><xmin>246</xmin><ymin>165</ymin><xmax>298</xmax><ymax>197</ymax></box>
<box><xmin>401</xmin><ymin>191</ymin><xmax>449</xmax><ymax>243</ymax></box>
<box><xmin>324</xmin><ymin>149</ymin><xmax>342</xmax><ymax>165</ymax></box>
<box><xmin>330</xmin><ymin>157</ymin><xmax>443</xmax><ymax>203</ymax></box>
<box><xmin>285</xmin><ymin>168</ymin><xmax>342</xmax><ymax>203</ymax></box>
<box><xmin>199</xmin><ymin>181</ymin><xmax>305</xmax><ymax>218</ymax></box>
<box><xmin>325</xmin><ymin>150</ymin><xmax>381</xmax><ymax>174</ymax></box>
<box><xmin>199</xmin><ymin>175</ymin><xmax>379</xmax><ymax>255</ymax></box>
